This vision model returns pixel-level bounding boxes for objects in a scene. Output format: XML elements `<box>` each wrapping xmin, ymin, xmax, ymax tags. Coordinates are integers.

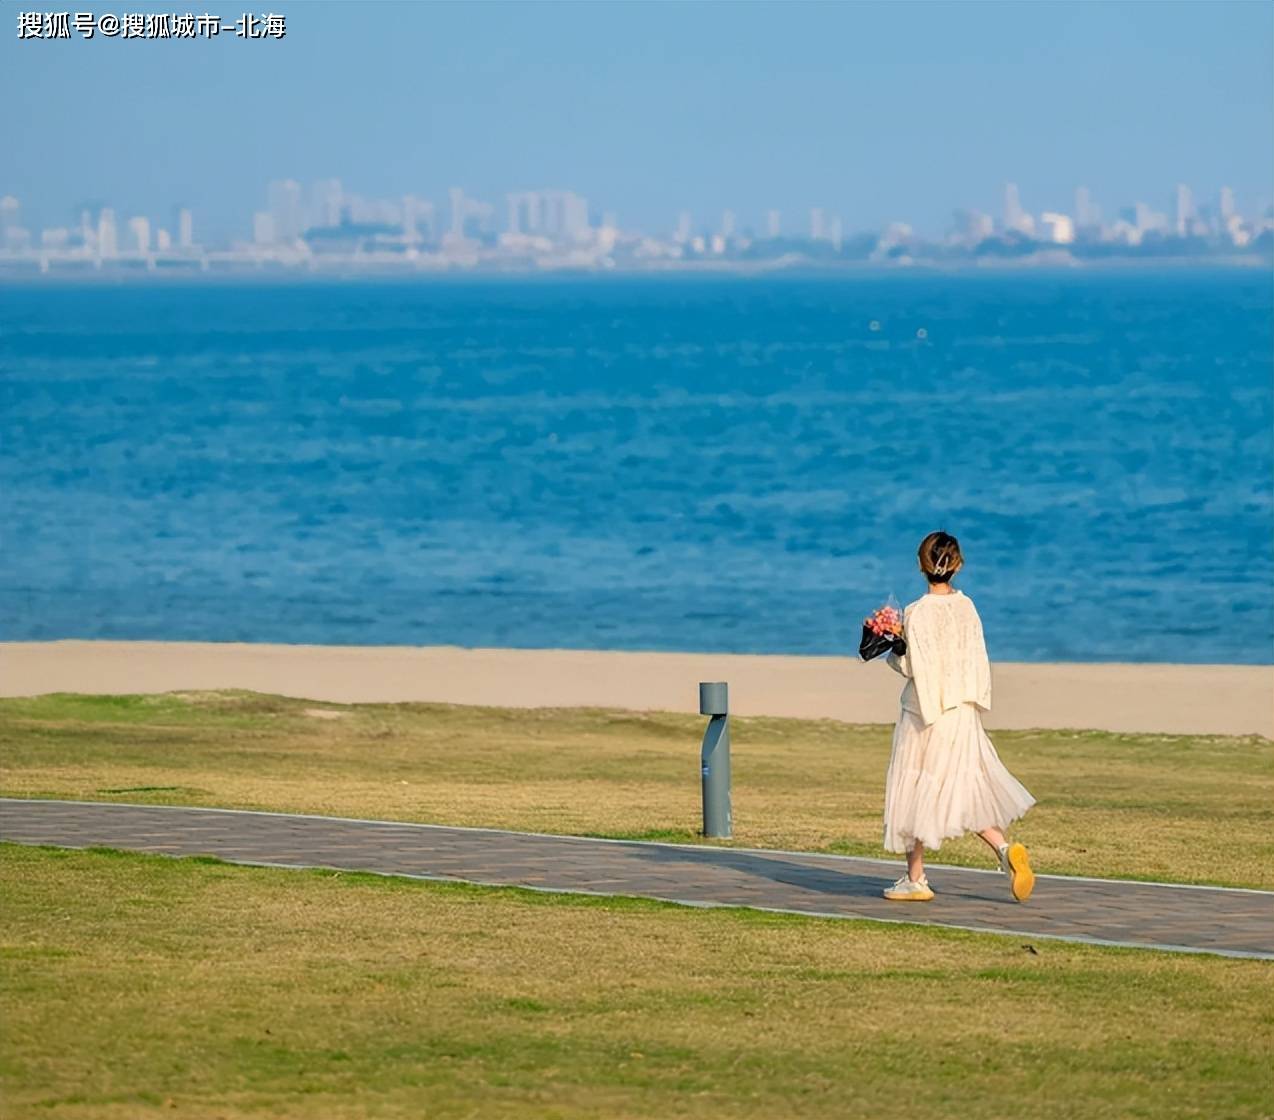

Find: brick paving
<box><xmin>2</xmin><ymin>798</ymin><xmax>1271</xmax><ymax>960</ymax></box>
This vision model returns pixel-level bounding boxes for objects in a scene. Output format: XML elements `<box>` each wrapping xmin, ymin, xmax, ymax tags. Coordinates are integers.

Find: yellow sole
<box><xmin>1006</xmin><ymin>842</ymin><xmax>1035</xmax><ymax>902</ymax></box>
<box><xmin>883</xmin><ymin>892</ymin><xmax>934</xmax><ymax>902</ymax></box>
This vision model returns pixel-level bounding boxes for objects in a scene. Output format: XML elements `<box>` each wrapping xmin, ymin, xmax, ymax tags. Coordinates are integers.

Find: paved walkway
<box><xmin>2</xmin><ymin>799</ymin><xmax>1271</xmax><ymax>960</ymax></box>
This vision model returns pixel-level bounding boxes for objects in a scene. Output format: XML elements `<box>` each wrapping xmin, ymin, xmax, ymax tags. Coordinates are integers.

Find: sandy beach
<box><xmin>0</xmin><ymin>641</ymin><xmax>1268</xmax><ymax>738</ymax></box>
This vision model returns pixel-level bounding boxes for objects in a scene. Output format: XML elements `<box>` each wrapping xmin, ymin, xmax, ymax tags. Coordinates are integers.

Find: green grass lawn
<box><xmin>1</xmin><ymin>691</ymin><xmax>1271</xmax><ymax>888</ymax></box>
<box><xmin>2</xmin><ymin>844</ymin><xmax>1272</xmax><ymax>1120</ymax></box>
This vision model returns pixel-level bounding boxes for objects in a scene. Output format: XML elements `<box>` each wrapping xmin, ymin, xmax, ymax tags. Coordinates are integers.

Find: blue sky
<box><xmin>3</xmin><ymin>0</ymin><xmax>1271</xmax><ymax>241</ymax></box>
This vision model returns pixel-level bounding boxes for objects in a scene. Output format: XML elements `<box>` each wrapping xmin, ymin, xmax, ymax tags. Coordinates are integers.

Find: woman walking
<box><xmin>880</xmin><ymin>531</ymin><xmax>1036</xmax><ymax>902</ymax></box>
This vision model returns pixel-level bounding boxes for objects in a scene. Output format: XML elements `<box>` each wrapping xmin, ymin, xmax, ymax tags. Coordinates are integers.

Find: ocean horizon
<box><xmin>2</xmin><ymin>271</ymin><xmax>1270</xmax><ymax>663</ymax></box>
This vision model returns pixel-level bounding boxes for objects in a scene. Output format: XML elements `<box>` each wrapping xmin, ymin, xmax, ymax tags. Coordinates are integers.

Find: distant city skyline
<box><xmin>3</xmin><ymin>174</ymin><xmax>1269</xmax><ymax>245</ymax></box>
<box><xmin>15</xmin><ymin>173</ymin><xmax>1269</xmax><ymax>243</ymax></box>
<box><xmin>2</xmin><ymin>1</ymin><xmax>1270</xmax><ymax>243</ymax></box>
<box><xmin>2</xmin><ymin>172</ymin><xmax>1267</xmax><ymax>276</ymax></box>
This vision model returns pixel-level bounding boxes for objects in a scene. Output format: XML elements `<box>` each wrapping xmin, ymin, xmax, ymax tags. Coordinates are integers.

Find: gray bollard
<box><xmin>698</xmin><ymin>681</ymin><xmax>731</xmax><ymax>838</ymax></box>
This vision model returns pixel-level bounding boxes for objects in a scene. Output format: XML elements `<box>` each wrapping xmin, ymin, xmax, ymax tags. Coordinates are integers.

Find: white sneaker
<box><xmin>883</xmin><ymin>874</ymin><xmax>934</xmax><ymax>901</ymax></box>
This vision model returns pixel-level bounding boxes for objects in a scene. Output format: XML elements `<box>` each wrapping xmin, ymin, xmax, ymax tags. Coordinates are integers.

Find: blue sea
<box><xmin>1</xmin><ymin>271</ymin><xmax>1270</xmax><ymax>663</ymax></box>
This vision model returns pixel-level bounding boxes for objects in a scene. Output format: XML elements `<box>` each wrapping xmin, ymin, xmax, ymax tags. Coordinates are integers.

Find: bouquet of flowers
<box><xmin>859</xmin><ymin>595</ymin><xmax>906</xmax><ymax>661</ymax></box>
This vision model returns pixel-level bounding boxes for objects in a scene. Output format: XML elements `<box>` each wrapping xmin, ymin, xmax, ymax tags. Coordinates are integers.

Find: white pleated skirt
<box><xmin>882</xmin><ymin>702</ymin><xmax>1036</xmax><ymax>853</ymax></box>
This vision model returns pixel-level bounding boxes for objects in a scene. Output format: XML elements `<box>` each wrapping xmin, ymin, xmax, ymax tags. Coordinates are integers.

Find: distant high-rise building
<box><xmin>951</xmin><ymin>209</ymin><xmax>993</xmax><ymax>245</ymax></box>
<box><xmin>268</xmin><ymin>179</ymin><xmax>303</xmax><ymax>241</ymax></box>
<box><xmin>1040</xmin><ymin>212</ymin><xmax>1074</xmax><ymax>244</ymax></box>
<box><xmin>0</xmin><ymin>196</ymin><xmax>30</xmax><ymax>250</ymax></box>
<box><xmin>156</xmin><ymin>228</ymin><xmax>172</xmax><ymax>252</ymax></box>
<box><xmin>829</xmin><ymin>215</ymin><xmax>843</xmax><ymax>251</ymax></box>
<box><xmin>311</xmin><ymin>180</ymin><xmax>344</xmax><ymax>228</ymax></box>
<box><xmin>720</xmin><ymin>210</ymin><xmax>735</xmax><ymax>239</ymax></box>
<box><xmin>809</xmin><ymin>207</ymin><xmax>825</xmax><ymax>241</ymax></box>
<box><xmin>449</xmin><ymin>187</ymin><xmax>469</xmax><ymax>238</ymax></box>
<box><xmin>541</xmin><ymin>196</ymin><xmax>556</xmax><ymax>236</ymax></box>
<box><xmin>469</xmin><ymin>200</ymin><xmax>496</xmax><ymax>239</ymax></box>
<box><xmin>508</xmin><ymin>192</ymin><xmax>544</xmax><ymax>236</ymax></box>
<box><xmin>874</xmin><ymin>222</ymin><xmax>913</xmax><ymax>259</ymax></box>
<box><xmin>1074</xmin><ymin>186</ymin><xmax>1092</xmax><ymax>228</ymax></box>
<box><xmin>674</xmin><ymin>211</ymin><xmax>691</xmax><ymax>243</ymax></box>
<box><xmin>253</xmin><ymin>211</ymin><xmax>276</xmax><ymax>245</ymax></box>
<box><xmin>97</xmin><ymin>208</ymin><xmax>118</xmax><ymax>258</ymax></box>
<box><xmin>766</xmin><ymin>210</ymin><xmax>780</xmax><ymax>238</ymax></box>
<box><xmin>1003</xmin><ymin>182</ymin><xmax>1022</xmax><ymax>228</ymax></box>
<box><xmin>1132</xmin><ymin>201</ymin><xmax>1166</xmax><ymax>234</ymax></box>
<box><xmin>535</xmin><ymin>191</ymin><xmax>593</xmax><ymax>240</ymax></box>
<box><xmin>542</xmin><ymin>193</ymin><xmax>562</xmax><ymax>235</ymax></box>
<box><xmin>1216</xmin><ymin>187</ymin><xmax>1246</xmax><ymax>244</ymax></box>
<box><xmin>446</xmin><ymin>189</ymin><xmax>495</xmax><ymax>241</ymax></box>
<box><xmin>0</xmin><ymin>195</ymin><xmax>18</xmax><ymax>247</ymax></box>
<box><xmin>1074</xmin><ymin>187</ymin><xmax>1101</xmax><ymax>234</ymax></box>
<box><xmin>566</xmin><ymin>194</ymin><xmax>589</xmax><ymax>238</ymax></box>
<box><xmin>177</xmin><ymin>208</ymin><xmax>194</xmax><ymax>249</ymax></box>
<box><xmin>1003</xmin><ymin>182</ymin><xmax>1035</xmax><ymax>235</ymax></box>
<box><xmin>1174</xmin><ymin>184</ymin><xmax>1194</xmax><ymax>236</ymax></box>
<box><xmin>403</xmin><ymin>195</ymin><xmax>433</xmax><ymax>243</ymax></box>
<box><xmin>128</xmin><ymin>216</ymin><xmax>151</xmax><ymax>254</ymax></box>
<box><xmin>342</xmin><ymin>194</ymin><xmax>402</xmax><ymax>227</ymax></box>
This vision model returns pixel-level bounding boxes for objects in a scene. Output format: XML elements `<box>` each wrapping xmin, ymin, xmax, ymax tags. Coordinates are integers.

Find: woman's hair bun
<box><xmin>918</xmin><ymin>531</ymin><xmax>963</xmax><ymax>583</ymax></box>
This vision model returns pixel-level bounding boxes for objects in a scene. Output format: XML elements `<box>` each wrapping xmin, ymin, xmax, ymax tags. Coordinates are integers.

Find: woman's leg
<box><xmin>977</xmin><ymin>826</ymin><xmax>1006</xmax><ymax>853</ymax></box>
<box><xmin>907</xmin><ymin>839</ymin><xmax>926</xmax><ymax>881</ymax></box>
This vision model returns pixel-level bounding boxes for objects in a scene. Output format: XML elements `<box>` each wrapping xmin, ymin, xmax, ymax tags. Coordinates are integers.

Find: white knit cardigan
<box><xmin>886</xmin><ymin>590</ymin><xmax>993</xmax><ymax>726</ymax></box>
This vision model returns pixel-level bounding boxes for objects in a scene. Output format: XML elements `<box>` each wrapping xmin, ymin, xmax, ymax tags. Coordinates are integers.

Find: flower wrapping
<box><xmin>859</xmin><ymin>597</ymin><xmax>906</xmax><ymax>661</ymax></box>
